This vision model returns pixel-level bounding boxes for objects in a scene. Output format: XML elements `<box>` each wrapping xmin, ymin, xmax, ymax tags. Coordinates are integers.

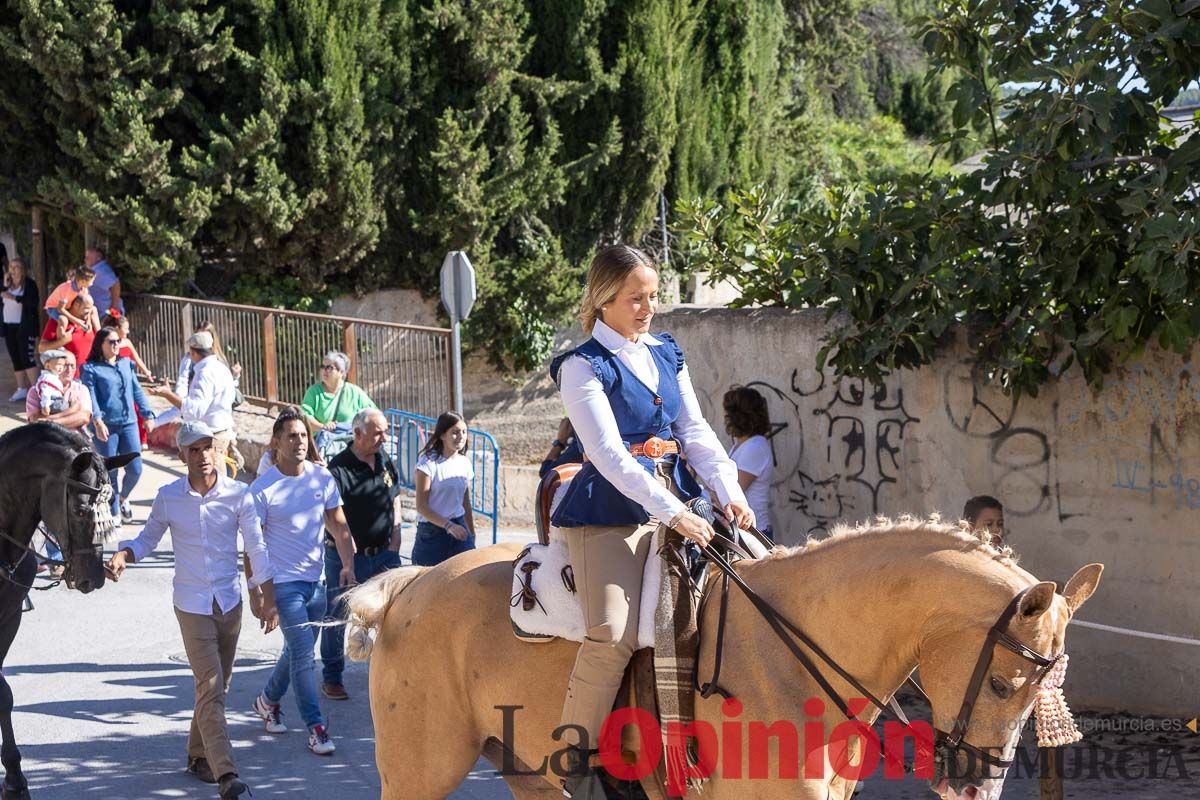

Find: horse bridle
<box><xmin>691</xmin><ymin>523</ymin><xmax>1062</xmax><ymax>774</ymax></box>
<box><xmin>0</xmin><ymin>476</ymin><xmax>113</xmax><ymax>593</ymax></box>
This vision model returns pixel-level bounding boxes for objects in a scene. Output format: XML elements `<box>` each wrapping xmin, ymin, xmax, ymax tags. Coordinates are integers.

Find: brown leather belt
<box><xmin>583</xmin><ymin>435</ymin><xmax>679</xmax><ymax>461</ymax></box>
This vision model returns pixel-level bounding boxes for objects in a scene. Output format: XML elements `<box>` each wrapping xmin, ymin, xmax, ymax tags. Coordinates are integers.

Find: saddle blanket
<box><xmin>510</xmin><ymin>530</ymin><xmax>661</xmax><ymax>649</ymax></box>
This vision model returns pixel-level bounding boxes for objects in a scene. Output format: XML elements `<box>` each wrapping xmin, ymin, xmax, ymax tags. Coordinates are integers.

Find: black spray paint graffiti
<box><xmin>789</xmin><ymin>472</ymin><xmax>854</xmax><ymax>536</ymax></box>
<box><xmin>943</xmin><ymin>361</ymin><xmax>1052</xmax><ymax>518</ymax></box>
<box><xmin>787</xmin><ymin>372</ymin><xmax>921</xmax><ymax>535</ymax></box>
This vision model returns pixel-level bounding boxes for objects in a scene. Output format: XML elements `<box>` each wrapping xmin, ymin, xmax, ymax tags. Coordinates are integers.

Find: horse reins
<box><xmin>691</xmin><ymin>519</ymin><xmax>1063</xmax><ymax>772</ymax></box>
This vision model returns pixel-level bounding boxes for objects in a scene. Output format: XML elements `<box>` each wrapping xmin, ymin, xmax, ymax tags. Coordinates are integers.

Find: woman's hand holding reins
<box><xmin>723</xmin><ymin>501</ymin><xmax>756</xmax><ymax>532</ymax></box>
<box><xmin>669</xmin><ymin>511</ymin><xmax>715</xmax><ymax>547</ymax></box>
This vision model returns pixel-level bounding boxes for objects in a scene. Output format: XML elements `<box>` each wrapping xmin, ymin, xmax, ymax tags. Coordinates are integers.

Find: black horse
<box><xmin>0</xmin><ymin>423</ymin><xmax>134</xmax><ymax>799</ymax></box>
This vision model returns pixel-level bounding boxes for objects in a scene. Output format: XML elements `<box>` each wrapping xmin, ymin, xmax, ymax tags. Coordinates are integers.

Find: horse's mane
<box><xmin>764</xmin><ymin>513</ymin><xmax>1021</xmax><ymax>569</ymax></box>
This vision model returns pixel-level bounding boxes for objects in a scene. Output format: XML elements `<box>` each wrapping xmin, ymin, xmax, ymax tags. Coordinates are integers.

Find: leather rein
<box><xmin>692</xmin><ymin>524</ymin><xmax>1062</xmax><ymax>772</ymax></box>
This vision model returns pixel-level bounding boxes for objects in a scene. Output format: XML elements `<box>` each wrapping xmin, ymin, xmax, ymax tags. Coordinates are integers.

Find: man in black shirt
<box><xmin>319</xmin><ymin>408</ymin><xmax>402</xmax><ymax>700</ymax></box>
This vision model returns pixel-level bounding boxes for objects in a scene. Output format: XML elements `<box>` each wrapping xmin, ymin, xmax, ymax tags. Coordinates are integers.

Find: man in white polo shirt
<box><xmin>107</xmin><ymin>420</ymin><xmax>277</xmax><ymax>800</ymax></box>
<box><xmin>249</xmin><ymin>408</ymin><xmax>356</xmax><ymax>756</ymax></box>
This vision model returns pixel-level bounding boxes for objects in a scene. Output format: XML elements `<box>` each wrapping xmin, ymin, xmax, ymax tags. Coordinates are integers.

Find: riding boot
<box><xmin>561</xmin><ymin>745</ymin><xmax>607</xmax><ymax>799</ymax></box>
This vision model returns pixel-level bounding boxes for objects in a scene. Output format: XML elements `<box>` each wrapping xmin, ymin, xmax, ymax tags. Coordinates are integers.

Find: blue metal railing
<box><xmin>384</xmin><ymin>409</ymin><xmax>500</xmax><ymax>544</ymax></box>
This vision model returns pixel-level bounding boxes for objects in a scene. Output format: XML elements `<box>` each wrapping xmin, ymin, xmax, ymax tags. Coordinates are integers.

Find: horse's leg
<box><xmin>0</xmin><ymin>607</ymin><xmax>29</xmax><ymax>800</ymax></box>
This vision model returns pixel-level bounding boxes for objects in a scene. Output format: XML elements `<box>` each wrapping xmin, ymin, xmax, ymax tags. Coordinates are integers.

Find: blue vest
<box><xmin>548</xmin><ymin>331</ymin><xmax>701</xmax><ymax>528</ymax></box>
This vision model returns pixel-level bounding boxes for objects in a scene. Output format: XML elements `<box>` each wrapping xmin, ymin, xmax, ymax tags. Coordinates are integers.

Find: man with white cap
<box><xmin>150</xmin><ymin>331</ymin><xmax>243</xmax><ymax>473</ymax></box>
<box><xmin>107</xmin><ymin>420</ymin><xmax>277</xmax><ymax>800</ymax></box>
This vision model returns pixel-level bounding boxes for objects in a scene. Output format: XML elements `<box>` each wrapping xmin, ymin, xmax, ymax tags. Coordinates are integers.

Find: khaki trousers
<box><xmin>560</xmin><ymin>463</ymin><xmax>676</xmax><ymax>746</ymax></box>
<box><xmin>175</xmin><ymin>600</ymin><xmax>243</xmax><ymax>778</ymax></box>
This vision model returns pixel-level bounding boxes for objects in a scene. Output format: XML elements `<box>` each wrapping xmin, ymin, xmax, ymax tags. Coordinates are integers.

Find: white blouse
<box><xmin>558</xmin><ymin>319</ymin><xmax>746</xmax><ymax>523</ymax></box>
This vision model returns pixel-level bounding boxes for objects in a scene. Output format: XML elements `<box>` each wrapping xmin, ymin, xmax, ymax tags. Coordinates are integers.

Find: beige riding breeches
<box><xmin>559</xmin><ymin>462</ymin><xmax>678</xmax><ymax>746</ymax></box>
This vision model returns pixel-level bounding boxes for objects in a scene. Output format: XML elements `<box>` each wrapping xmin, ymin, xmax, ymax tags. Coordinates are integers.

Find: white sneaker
<box><xmin>120</xmin><ymin>500</ymin><xmax>134</xmax><ymax>523</ymax></box>
<box><xmin>252</xmin><ymin>694</ymin><xmax>287</xmax><ymax>734</ymax></box>
<box><xmin>308</xmin><ymin>724</ymin><xmax>335</xmax><ymax>755</ymax></box>
<box><xmin>9</xmin><ymin>388</ymin><xmax>27</xmax><ymax>402</ymax></box>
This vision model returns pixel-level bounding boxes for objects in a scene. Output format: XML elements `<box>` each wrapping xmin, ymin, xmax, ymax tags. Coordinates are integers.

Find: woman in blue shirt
<box><xmin>82</xmin><ymin>326</ymin><xmax>156</xmax><ymax>526</ymax></box>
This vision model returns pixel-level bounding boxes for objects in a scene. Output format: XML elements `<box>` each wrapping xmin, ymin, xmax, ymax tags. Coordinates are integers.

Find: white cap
<box><xmin>40</xmin><ymin>348</ymin><xmax>69</xmax><ymax>366</ymax></box>
<box><xmin>187</xmin><ymin>331</ymin><xmax>214</xmax><ymax>351</ymax></box>
<box><xmin>176</xmin><ymin>419</ymin><xmax>216</xmax><ymax>448</ymax></box>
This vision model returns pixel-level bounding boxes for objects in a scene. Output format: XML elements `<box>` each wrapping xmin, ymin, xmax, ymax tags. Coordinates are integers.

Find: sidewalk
<box><xmin>0</xmin><ymin>392</ymin><xmax>528</xmax><ymax>799</ymax></box>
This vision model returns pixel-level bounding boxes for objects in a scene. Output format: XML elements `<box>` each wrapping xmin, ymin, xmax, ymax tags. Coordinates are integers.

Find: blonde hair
<box><xmin>577</xmin><ymin>245</ymin><xmax>657</xmax><ymax>333</ymax></box>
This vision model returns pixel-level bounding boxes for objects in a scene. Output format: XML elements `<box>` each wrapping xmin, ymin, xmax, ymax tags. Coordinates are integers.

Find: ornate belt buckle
<box><xmin>643</xmin><ymin>436</ymin><xmax>667</xmax><ymax>459</ymax></box>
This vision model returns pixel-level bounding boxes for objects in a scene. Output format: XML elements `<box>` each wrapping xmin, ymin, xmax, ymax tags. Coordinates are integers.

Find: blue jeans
<box><xmin>411</xmin><ymin>517</ymin><xmax>474</xmax><ymax>566</ymax></box>
<box><xmin>92</xmin><ymin>421</ymin><xmax>142</xmax><ymax>515</ymax></box>
<box><xmin>320</xmin><ymin>545</ymin><xmax>401</xmax><ymax>685</ymax></box>
<box><xmin>262</xmin><ymin>580</ymin><xmax>327</xmax><ymax>728</ymax></box>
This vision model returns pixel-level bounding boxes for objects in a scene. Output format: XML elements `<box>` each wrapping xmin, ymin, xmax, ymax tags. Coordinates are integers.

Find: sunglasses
<box><xmin>320</xmin><ymin>364</ymin><xmax>338</xmax><ymax>371</ymax></box>
<box><xmin>104</xmin><ymin>338</ymin><xmax>121</xmax><ymax>345</ymax></box>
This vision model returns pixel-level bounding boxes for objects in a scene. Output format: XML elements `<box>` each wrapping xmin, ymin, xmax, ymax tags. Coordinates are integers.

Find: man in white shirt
<box><xmin>150</xmin><ymin>331</ymin><xmax>243</xmax><ymax>473</ymax></box>
<box><xmin>249</xmin><ymin>409</ymin><xmax>356</xmax><ymax>757</ymax></box>
<box><xmin>107</xmin><ymin>420</ymin><xmax>277</xmax><ymax>800</ymax></box>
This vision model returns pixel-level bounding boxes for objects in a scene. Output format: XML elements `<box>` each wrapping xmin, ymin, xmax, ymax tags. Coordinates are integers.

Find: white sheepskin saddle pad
<box><xmin>510</xmin><ymin>529</ymin><xmax>661</xmax><ymax>649</ymax></box>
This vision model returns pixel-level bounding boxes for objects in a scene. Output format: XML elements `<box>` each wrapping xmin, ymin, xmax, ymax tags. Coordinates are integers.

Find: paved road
<box><xmin>3</xmin><ymin>403</ymin><xmax>1196</xmax><ymax>799</ymax></box>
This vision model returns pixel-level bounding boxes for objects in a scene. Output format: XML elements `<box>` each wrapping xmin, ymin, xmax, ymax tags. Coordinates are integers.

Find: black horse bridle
<box><xmin>0</xmin><ymin>475</ymin><xmax>113</xmax><ymax>593</ymax></box>
<box><xmin>691</xmin><ymin>518</ymin><xmax>1062</xmax><ymax>776</ymax></box>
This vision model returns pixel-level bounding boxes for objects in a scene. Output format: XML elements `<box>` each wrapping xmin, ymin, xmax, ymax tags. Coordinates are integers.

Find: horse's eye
<box><xmin>990</xmin><ymin>676</ymin><xmax>1014</xmax><ymax>699</ymax></box>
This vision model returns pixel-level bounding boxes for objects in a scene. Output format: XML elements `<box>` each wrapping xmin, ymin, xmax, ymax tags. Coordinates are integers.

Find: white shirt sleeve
<box><xmin>559</xmin><ymin>356</ymin><xmax>687</xmax><ymax>522</ymax></box>
<box><xmin>120</xmin><ymin>492</ymin><xmax>170</xmax><ymax>563</ymax></box>
<box><xmin>238</xmin><ymin>489</ymin><xmax>273</xmax><ymax>589</ymax></box>
<box><xmin>733</xmin><ymin>436</ymin><xmax>773</xmax><ymax>478</ymax></box>
<box><xmin>674</xmin><ymin>364</ymin><xmax>748</xmax><ymax>509</ymax></box>
<box><xmin>175</xmin><ymin>355</ymin><xmax>191</xmax><ymax>397</ymax></box>
<box><xmin>180</xmin><ymin>364</ymin><xmax>213</xmax><ymax>421</ymax></box>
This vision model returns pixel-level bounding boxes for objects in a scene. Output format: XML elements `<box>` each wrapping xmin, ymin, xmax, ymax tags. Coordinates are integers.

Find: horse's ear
<box><xmin>70</xmin><ymin>452</ymin><xmax>94</xmax><ymax>476</ymax></box>
<box><xmin>104</xmin><ymin>452</ymin><xmax>139</xmax><ymax>471</ymax></box>
<box><xmin>1062</xmin><ymin>563</ymin><xmax>1103</xmax><ymax>614</ymax></box>
<box><xmin>1017</xmin><ymin>581</ymin><xmax>1057</xmax><ymax>620</ymax></box>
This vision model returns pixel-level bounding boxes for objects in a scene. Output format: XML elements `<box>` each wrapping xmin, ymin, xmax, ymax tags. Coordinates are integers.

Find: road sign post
<box><xmin>440</xmin><ymin>251</ymin><xmax>477</xmax><ymax>415</ymax></box>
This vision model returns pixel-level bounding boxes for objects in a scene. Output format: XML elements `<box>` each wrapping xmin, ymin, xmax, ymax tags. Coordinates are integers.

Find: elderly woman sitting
<box><xmin>300</xmin><ymin>351</ymin><xmax>377</xmax><ymax>459</ymax></box>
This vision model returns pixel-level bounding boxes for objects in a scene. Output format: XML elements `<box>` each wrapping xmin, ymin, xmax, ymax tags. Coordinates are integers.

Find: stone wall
<box><xmin>656</xmin><ymin>306</ymin><xmax>1198</xmax><ymax>716</ymax></box>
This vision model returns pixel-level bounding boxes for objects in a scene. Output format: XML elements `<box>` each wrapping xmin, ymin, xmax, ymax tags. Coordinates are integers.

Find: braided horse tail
<box><xmin>343</xmin><ymin>566</ymin><xmax>429</xmax><ymax>661</ymax></box>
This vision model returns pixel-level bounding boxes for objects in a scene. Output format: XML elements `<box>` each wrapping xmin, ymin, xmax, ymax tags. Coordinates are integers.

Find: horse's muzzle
<box><xmin>68</xmin><ymin>551</ymin><xmax>107</xmax><ymax>594</ymax></box>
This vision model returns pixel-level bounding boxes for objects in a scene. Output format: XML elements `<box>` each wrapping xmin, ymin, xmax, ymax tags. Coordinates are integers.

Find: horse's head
<box><xmin>40</xmin><ymin>448</ymin><xmax>137</xmax><ymax>594</ymax></box>
<box><xmin>918</xmin><ymin>563</ymin><xmax>1103</xmax><ymax>800</ymax></box>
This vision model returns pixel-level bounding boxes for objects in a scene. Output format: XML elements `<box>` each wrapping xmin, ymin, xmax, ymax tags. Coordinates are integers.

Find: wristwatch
<box><xmin>551</xmin><ymin>439</ymin><xmax>564</xmax><ymax>449</ymax></box>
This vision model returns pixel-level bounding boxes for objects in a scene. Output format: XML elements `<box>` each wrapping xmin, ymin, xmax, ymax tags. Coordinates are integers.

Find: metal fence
<box><xmin>126</xmin><ymin>294</ymin><xmax>455</xmax><ymax>418</ymax></box>
<box><xmin>384</xmin><ymin>409</ymin><xmax>500</xmax><ymax>544</ymax></box>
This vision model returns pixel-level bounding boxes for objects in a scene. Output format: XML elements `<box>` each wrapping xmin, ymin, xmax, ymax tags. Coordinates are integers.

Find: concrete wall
<box><xmin>655</xmin><ymin>306</ymin><xmax>1197</xmax><ymax>715</ymax></box>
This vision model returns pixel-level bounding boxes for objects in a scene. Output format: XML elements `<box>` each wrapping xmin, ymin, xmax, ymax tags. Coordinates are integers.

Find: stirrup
<box><xmin>561</xmin><ymin>746</ymin><xmax>606</xmax><ymax>800</ymax></box>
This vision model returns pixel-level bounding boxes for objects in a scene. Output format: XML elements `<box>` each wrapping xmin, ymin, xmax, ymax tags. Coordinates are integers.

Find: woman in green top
<box><xmin>300</xmin><ymin>350</ymin><xmax>377</xmax><ymax>433</ymax></box>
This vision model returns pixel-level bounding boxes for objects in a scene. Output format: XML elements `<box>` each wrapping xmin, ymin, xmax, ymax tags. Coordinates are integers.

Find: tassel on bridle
<box><xmin>1035</xmin><ymin>654</ymin><xmax>1082</xmax><ymax>747</ymax></box>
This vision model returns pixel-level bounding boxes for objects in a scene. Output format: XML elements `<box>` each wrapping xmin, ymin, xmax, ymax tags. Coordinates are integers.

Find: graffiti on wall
<box><xmin>943</xmin><ymin>361</ymin><xmax>1052</xmax><ymax>517</ymax></box>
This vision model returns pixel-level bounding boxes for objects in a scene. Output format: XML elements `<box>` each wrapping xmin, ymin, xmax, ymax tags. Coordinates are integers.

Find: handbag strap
<box><xmin>329</xmin><ymin>380</ymin><xmax>348</xmax><ymax>422</ymax></box>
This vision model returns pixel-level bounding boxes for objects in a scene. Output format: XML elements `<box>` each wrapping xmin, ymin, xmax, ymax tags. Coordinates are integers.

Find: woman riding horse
<box><xmin>549</xmin><ymin>244</ymin><xmax>753</xmax><ymax>798</ymax></box>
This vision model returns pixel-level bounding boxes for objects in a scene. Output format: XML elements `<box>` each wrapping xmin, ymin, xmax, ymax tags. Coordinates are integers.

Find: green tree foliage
<box><xmin>0</xmin><ymin>0</ymin><xmax>800</xmax><ymax>370</ymax></box>
<box><xmin>680</xmin><ymin>0</ymin><xmax>1200</xmax><ymax>397</ymax></box>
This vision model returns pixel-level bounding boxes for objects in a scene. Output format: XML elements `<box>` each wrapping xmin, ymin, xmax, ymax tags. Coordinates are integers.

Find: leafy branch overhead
<box><xmin>680</xmin><ymin>0</ymin><xmax>1200</xmax><ymax>396</ymax></box>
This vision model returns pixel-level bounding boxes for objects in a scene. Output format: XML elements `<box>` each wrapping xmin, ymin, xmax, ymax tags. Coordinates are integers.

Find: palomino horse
<box><xmin>346</xmin><ymin>518</ymin><xmax>1102</xmax><ymax>800</ymax></box>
